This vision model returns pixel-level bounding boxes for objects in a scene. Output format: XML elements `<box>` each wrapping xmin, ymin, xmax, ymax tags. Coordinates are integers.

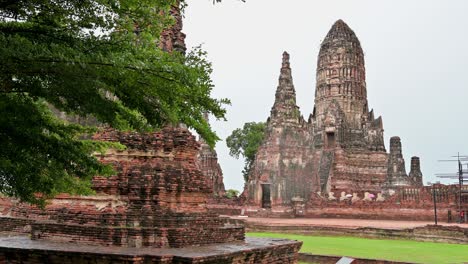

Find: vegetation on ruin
<box><xmin>226</xmin><ymin>122</ymin><xmax>266</xmax><ymax>182</ymax></box>
<box><xmin>0</xmin><ymin>0</ymin><xmax>229</xmax><ymax>205</ymax></box>
<box><xmin>248</xmin><ymin>232</ymin><xmax>468</xmax><ymax>264</ymax></box>
<box><xmin>224</xmin><ymin>189</ymin><xmax>240</xmax><ymax>198</ymax></box>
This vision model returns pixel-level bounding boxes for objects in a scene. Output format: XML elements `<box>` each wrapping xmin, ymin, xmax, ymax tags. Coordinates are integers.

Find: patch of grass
<box><xmin>247</xmin><ymin>232</ymin><xmax>468</xmax><ymax>264</ymax></box>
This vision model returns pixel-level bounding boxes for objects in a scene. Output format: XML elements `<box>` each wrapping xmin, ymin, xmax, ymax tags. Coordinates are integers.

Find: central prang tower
<box><xmin>311</xmin><ymin>20</ymin><xmax>385</xmax><ymax>151</ymax></box>
<box><xmin>314</xmin><ymin>19</ymin><xmax>367</xmax><ymax>129</ymax></box>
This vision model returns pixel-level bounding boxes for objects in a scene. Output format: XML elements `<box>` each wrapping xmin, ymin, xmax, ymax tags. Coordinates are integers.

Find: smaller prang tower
<box><xmin>386</xmin><ymin>137</ymin><xmax>409</xmax><ymax>186</ymax></box>
<box><xmin>246</xmin><ymin>52</ymin><xmax>316</xmax><ymax>207</ymax></box>
<box><xmin>385</xmin><ymin>137</ymin><xmax>424</xmax><ymax>188</ymax></box>
<box><xmin>409</xmin><ymin>156</ymin><xmax>424</xmax><ymax>187</ymax></box>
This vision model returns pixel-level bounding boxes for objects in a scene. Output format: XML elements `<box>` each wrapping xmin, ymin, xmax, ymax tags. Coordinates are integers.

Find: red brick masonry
<box><xmin>2</xmin><ymin>128</ymin><xmax>244</xmax><ymax>248</ymax></box>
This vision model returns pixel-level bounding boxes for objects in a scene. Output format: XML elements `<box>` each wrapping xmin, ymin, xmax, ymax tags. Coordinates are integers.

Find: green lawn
<box><xmin>247</xmin><ymin>232</ymin><xmax>468</xmax><ymax>264</ymax></box>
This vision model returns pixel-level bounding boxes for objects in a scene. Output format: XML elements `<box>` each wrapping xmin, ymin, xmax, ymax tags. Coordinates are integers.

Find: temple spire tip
<box><xmin>282</xmin><ymin>51</ymin><xmax>290</xmax><ymax>65</ymax></box>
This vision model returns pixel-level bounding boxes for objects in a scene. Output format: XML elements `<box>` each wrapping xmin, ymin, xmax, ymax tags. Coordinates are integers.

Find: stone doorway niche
<box><xmin>326</xmin><ymin>132</ymin><xmax>336</xmax><ymax>148</ymax></box>
<box><xmin>261</xmin><ymin>184</ymin><xmax>271</xmax><ymax>209</ymax></box>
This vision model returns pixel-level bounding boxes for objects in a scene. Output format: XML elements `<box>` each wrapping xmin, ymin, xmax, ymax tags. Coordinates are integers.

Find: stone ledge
<box><xmin>0</xmin><ymin>236</ymin><xmax>302</xmax><ymax>264</ymax></box>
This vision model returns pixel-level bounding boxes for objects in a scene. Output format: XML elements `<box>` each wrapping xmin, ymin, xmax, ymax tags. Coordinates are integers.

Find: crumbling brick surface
<box><xmin>197</xmin><ymin>116</ymin><xmax>226</xmax><ymax>197</ymax></box>
<box><xmin>1</xmin><ymin>128</ymin><xmax>245</xmax><ymax>248</ymax></box>
<box><xmin>159</xmin><ymin>3</ymin><xmax>186</xmax><ymax>54</ymax></box>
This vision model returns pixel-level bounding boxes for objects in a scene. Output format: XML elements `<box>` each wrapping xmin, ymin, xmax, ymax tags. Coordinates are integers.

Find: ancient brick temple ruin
<box><xmin>245</xmin><ymin>20</ymin><xmax>424</xmax><ymax>207</ymax></box>
<box><xmin>198</xmin><ymin>135</ymin><xmax>226</xmax><ymax>197</ymax></box>
<box><xmin>0</xmin><ymin>128</ymin><xmax>301</xmax><ymax>263</ymax></box>
<box><xmin>159</xmin><ymin>3</ymin><xmax>186</xmax><ymax>54</ymax></box>
<box><xmin>161</xmin><ymin>4</ymin><xmax>226</xmax><ymax>197</ymax></box>
<box><xmin>197</xmin><ymin>114</ymin><xmax>226</xmax><ymax>197</ymax></box>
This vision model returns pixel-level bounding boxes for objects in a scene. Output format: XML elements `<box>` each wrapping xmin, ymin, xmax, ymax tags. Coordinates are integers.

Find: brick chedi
<box><xmin>159</xmin><ymin>3</ymin><xmax>186</xmax><ymax>54</ymax></box>
<box><xmin>245</xmin><ymin>20</ymin><xmax>423</xmax><ymax>207</ymax></box>
<box><xmin>160</xmin><ymin>4</ymin><xmax>226</xmax><ymax>197</ymax></box>
<box><xmin>197</xmin><ymin>114</ymin><xmax>226</xmax><ymax>197</ymax></box>
<box><xmin>409</xmin><ymin>156</ymin><xmax>424</xmax><ymax>187</ymax></box>
<box><xmin>386</xmin><ymin>136</ymin><xmax>411</xmax><ymax>187</ymax></box>
<box><xmin>385</xmin><ymin>138</ymin><xmax>423</xmax><ymax>188</ymax></box>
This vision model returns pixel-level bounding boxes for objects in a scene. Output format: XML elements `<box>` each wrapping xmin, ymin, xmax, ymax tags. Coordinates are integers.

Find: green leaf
<box><xmin>226</xmin><ymin>122</ymin><xmax>266</xmax><ymax>182</ymax></box>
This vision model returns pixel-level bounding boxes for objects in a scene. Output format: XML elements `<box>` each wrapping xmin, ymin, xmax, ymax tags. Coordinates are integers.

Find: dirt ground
<box><xmin>231</xmin><ymin>216</ymin><xmax>468</xmax><ymax>230</ymax></box>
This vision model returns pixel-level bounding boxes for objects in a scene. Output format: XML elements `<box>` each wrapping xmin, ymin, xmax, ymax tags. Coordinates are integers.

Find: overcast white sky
<box><xmin>184</xmin><ymin>0</ymin><xmax>468</xmax><ymax>192</ymax></box>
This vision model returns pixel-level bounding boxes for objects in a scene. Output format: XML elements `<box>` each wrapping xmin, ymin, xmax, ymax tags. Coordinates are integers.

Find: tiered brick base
<box><xmin>30</xmin><ymin>214</ymin><xmax>244</xmax><ymax>248</ymax></box>
<box><xmin>1</xmin><ymin>128</ymin><xmax>245</xmax><ymax>248</ymax></box>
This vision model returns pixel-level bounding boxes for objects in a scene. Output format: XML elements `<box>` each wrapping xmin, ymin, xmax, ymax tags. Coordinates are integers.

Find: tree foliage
<box><xmin>0</xmin><ymin>0</ymin><xmax>229</xmax><ymax>205</ymax></box>
<box><xmin>224</xmin><ymin>189</ymin><xmax>239</xmax><ymax>199</ymax></box>
<box><xmin>226</xmin><ymin>122</ymin><xmax>266</xmax><ymax>182</ymax></box>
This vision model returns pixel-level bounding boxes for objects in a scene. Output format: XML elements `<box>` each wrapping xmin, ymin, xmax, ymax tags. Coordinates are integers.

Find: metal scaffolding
<box><xmin>436</xmin><ymin>154</ymin><xmax>468</xmax><ymax>223</ymax></box>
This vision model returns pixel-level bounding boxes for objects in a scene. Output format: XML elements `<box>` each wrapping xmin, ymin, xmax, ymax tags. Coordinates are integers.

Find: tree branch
<box><xmin>4</xmin><ymin>58</ymin><xmax>181</xmax><ymax>84</ymax></box>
